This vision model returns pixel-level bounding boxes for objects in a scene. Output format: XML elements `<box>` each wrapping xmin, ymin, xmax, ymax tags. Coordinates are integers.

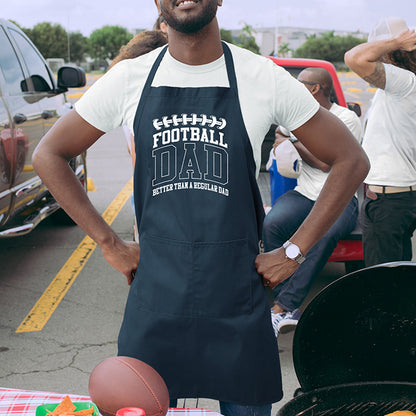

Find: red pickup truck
<box><xmin>262</xmin><ymin>57</ymin><xmax>364</xmax><ymax>274</ymax></box>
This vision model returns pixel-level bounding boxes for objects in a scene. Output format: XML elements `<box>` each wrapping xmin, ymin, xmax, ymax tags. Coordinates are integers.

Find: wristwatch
<box><xmin>283</xmin><ymin>240</ymin><xmax>305</xmax><ymax>264</ymax></box>
<box><xmin>288</xmin><ymin>136</ymin><xmax>298</xmax><ymax>143</ymax></box>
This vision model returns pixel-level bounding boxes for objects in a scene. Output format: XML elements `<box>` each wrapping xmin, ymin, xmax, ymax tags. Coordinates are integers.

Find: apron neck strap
<box><xmin>143</xmin><ymin>42</ymin><xmax>238</xmax><ymax>91</ymax></box>
<box><xmin>221</xmin><ymin>41</ymin><xmax>238</xmax><ymax>91</ymax></box>
<box><xmin>143</xmin><ymin>44</ymin><xmax>168</xmax><ymax>90</ymax></box>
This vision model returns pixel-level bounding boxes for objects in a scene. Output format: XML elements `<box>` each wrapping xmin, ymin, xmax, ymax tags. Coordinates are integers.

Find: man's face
<box><xmin>157</xmin><ymin>0</ymin><xmax>221</xmax><ymax>34</ymax></box>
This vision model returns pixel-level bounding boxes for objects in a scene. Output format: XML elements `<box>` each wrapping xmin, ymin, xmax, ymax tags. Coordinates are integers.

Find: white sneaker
<box><xmin>270</xmin><ymin>310</ymin><xmax>287</xmax><ymax>338</ymax></box>
<box><xmin>277</xmin><ymin>308</ymin><xmax>301</xmax><ymax>334</ymax></box>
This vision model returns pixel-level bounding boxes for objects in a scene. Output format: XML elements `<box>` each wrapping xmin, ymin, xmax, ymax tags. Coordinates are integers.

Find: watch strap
<box><xmin>283</xmin><ymin>240</ymin><xmax>306</xmax><ymax>264</ymax></box>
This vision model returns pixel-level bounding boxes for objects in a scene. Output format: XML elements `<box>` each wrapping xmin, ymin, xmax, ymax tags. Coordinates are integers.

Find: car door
<box><xmin>0</xmin><ymin>24</ymin><xmax>46</xmax><ymax>215</ymax></box>
<box><xmin>0</xmin><ymin>93</ymin><xmax>13</xmax><ymax>226</ymax></box>
<box><xmin>7</xmin><ymin>26</ymin><xmax>67</xmax><ymax>136</ymax></box>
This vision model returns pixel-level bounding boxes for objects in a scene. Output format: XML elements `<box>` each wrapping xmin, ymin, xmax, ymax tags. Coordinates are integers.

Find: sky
<box><xmin>2</xmin><ymin>0</ymin><xmax>416</xmax><ymax>36</ymax></box>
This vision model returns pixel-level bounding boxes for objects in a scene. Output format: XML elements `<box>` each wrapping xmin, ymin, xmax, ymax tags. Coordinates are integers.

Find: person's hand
<box><xmin>101</xmin><ymin>239</ymin><xmax>141</xmax><ymax>285</ymax></box>
<box><xmin>396</xmin><ymin>29</ymin><xmax>416</xmax><ymax>52</ymax></box>
<box><xmin>273</xmin><ymin>136</ymin><xmax>288</xmax><ymax>150</ymax></box>
<box><xmin>255</xmin><ymin>247</ymin><xmax>299</xmax><ymax>289</ymax></box>
<box><xmin>273</xmin><ymin>128</ymin><xmax>290</xmax><ymax>153</ymax></box>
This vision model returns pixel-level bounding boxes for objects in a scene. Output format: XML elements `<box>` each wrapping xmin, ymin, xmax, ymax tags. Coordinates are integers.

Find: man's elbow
<box><xmin>344</xmin><ymin>50</ymin><xmax>361</xmax><ymax>74</ymax></box>
<box><xmin>32</xmin><ymin>141</ymin><xmax>51</xmax><ymax>176</ymax></box>
<box><xmin>344</xmin><ymin>50</ymin><xmax>353</xmax><ymax>69</ymax></box>
<box><xmin>353</xmin><ymin>148</ymin><xmax>370</xmax><ymax>181</ymax></box>
<box><xmin>32</xmin><ymin>145</ymin><xmax>43</xmax><ymax>174</ymax></box>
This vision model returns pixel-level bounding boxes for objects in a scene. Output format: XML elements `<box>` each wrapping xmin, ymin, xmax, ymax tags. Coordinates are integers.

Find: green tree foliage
<box><xmin>235</xmin><ymin>24</ymin><xmax>260</xmax><ymax>54</ymax></box>
<box><xmin>294</xmin><ymin>31</ymin><xmax>365</xmax><ymax>62</ymax></box>
<box><xmin>89</xmin><ymin>25</ymin><xmax>133</xmax><ymax>62</ymax></box>
<box><xmin>23</xmin><ymin>22</ymin><xmax>68</xmax><ymax>59</ymax></box>
<box><xmin>220</xmin><ymin>29</ymin><xmax>234</xmax><ymax>44</ymax></box>
<box><xmin>278</xmin><ymin>42</ymin><xmax>291</xmax><ymax>57</ymax></box>
<box><xmin>68</xmin><ymin>32</ymin><xmax>89</xmax><ymax>64</ymax></box>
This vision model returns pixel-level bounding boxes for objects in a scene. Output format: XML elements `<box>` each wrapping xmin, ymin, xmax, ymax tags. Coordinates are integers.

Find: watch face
<box><xmin>285</xmin><ymin>244</ymin><xmax>299</xmax><ymax>259</ymax></box>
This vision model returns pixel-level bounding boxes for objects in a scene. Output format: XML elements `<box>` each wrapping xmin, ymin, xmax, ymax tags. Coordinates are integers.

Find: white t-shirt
<box><xmin>75</xmin><ymin>43</ymin><xmax>319</xmax><ymax>176</ymax></box>
<box><xmin>362</xmin><ymin>63</ymin><xmax>416</xmax><ymax>186</ymax></box>
<box><xmin>278</xmin><ymin>103</ymin><xmax>362</xmax><ymax>201</ymax></box>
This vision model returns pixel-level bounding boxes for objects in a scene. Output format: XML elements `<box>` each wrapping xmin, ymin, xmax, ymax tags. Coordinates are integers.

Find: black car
<box><xmin>0</xmin><ymin>18</ymin><xmax>86</xmax><ymax>237</ymax></box>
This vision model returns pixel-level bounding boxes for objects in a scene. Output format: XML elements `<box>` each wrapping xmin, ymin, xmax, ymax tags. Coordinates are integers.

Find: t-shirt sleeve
<box><xmin>74</xmin><ymin>61</ymin><xmax>128</xmax><ymax>132</ymax></box>
<box><xmin>337</xmin><ymin>109</ymin><xmax>362</xmax><ymax>142</ymax></box>
<box><xmin>271</xmin><ymin>64</ymin><xmax>320</xmax><ymax>131</ymax></box>
<box><xmin>384</xmin><ymin>63</ymin><xmax>416</xmax><ymax>98</ymax></box>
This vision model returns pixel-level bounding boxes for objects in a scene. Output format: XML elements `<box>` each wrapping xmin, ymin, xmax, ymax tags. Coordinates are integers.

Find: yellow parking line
<box><xmin>67</xmin><ymin>92</ymin><xmax>84</xmax><ymax>99</ymax></box>
<box><xmin>347</xmin><ymin>88</ymin><xmax>362</xmax><ymax>93</ymax></box>
<box><xmin>16</xmin><ymin>178</ymin><xmax>133</xmax><ymax>333</ymax></box>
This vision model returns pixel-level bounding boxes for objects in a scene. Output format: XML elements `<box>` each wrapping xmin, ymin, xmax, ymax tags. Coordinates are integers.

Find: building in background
<box><xmin>231</xmin><ymin>26</ymin><xmax>368</xmax><ymax>57</ymax></box>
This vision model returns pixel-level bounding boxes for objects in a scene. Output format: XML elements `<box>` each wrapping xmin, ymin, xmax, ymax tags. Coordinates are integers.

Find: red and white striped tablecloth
<box><xmin>0</xmin><ymin>388</ymin><xmax>223</xmax><ymax>416</ymax></box>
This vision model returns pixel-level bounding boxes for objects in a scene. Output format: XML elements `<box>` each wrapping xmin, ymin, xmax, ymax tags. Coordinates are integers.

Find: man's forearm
<box><xmin>345</xmin><ymin>29</ymin><xmax>416</xmax><ymax>87</ymax></box>
<box><xmin>289</xmin><ymin>108</ymin><xmax>369</xmax><ymax>255</ymax></box>
<box><xmin>290</xmin><ymin>154</ymin><xmax>367</xmax><ymax>255</ymax></box>
<box><xmin>33</xmin><ymin>150</ymin><xmax>119</xmax><ymax>248</ymax></box>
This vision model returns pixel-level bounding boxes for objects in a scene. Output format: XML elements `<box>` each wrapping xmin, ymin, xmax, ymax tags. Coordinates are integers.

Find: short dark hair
<box><xmin>301</xmin><ymin>67</ymin><xmax>333</xmax><ymax>98</ymax></box>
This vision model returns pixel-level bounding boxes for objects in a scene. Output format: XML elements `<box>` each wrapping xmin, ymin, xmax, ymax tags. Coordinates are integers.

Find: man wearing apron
<box><xmin>33</xmin><ymin>1</ymin><xmax>370</xmax><ymax>415</ymax></box>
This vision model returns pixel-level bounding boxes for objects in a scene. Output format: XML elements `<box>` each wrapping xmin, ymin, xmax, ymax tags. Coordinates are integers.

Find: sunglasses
<box><xmin>299</xmin><ymin>80</ymin><xmax>319</xmax><ymax>86</ymax></box>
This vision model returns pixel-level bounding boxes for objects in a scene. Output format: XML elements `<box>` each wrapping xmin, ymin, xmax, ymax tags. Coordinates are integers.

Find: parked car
<box><xmin>263</xmin><ymin>57</ymin><xmax>364</xmax><ymax>273</ymax></box>
<box><xmin>0</xmin><ymin>18</ymin><xmax>86</xmax><ymax>237</ymax></box>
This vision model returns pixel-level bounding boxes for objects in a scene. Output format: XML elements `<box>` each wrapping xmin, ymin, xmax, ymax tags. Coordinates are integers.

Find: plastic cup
<box><xmin>116</xmin><ymin>408</ymin><xmax>146</xmax><ymax>416</ymax></box>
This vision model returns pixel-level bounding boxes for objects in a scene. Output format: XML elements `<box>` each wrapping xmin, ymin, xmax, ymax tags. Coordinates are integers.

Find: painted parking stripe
<box><xmin>16</xmin><ymin>178</ymin><xmax>133</xmax><ymax>333</ymax></box>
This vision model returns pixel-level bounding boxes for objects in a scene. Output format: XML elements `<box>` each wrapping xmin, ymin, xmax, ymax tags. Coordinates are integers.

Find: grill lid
<box><xmin>292</xmin><ymin>262</ymin><xmax>416</xmax><ymax>392</ymax></box>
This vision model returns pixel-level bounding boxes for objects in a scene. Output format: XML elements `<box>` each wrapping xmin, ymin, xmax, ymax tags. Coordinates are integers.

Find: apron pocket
<box><xmin>133</xmin><ymin>234</ymin><xmax>194</xmax><ymax>316</ymax></box>
<box><xmin>133</xmin><ymin>235</ymin><xmax>255</xmax><ymax>318</ymax></box>
<box><xmin>192</xmin><ymin>238</ymin><xmax>253</xmax><ymax>318</ymax></box>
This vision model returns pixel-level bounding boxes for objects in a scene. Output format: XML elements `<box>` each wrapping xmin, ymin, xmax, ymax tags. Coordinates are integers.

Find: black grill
<box><xmin>298</xmin><ymin>401</ymin><xmax>416</xmax><ymax>416</ymax></box>
<box><xmin>278</xmin><ymin>263</ymin><xmax>416</xmax><ymax>416</ymax></box>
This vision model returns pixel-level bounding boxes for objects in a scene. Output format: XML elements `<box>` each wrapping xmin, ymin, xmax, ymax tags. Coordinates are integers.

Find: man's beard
<box><xmin>161</xmin><ymin>1</ymin><xmax>218</xmax><ymax>34</ymax></box>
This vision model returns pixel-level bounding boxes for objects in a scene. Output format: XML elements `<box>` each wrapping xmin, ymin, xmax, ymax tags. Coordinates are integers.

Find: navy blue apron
<box><xmin>118</xmin><ymin>43</ymin><xmax>283</xmax><ymax>405</ymax></box>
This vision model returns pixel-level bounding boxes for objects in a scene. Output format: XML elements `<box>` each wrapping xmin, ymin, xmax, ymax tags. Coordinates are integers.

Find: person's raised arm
<box><xmin>255</xmin><ymin>107</ymin><xmax>369</xmax><ymax>287</ymax></box>
<box><xmin>32</xmin><ymin>110</ymin><xmax>140</xmax><ymax>284</ymax></box>
<box><xmin>344</xmin><ymin>29</ymin><xmax>416</xmax><ymax>89</ymax></box>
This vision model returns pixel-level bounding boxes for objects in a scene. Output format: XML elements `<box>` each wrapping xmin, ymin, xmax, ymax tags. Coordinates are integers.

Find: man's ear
<box><xmin>311</xmin><ymin>84</ymin><xmax>320</xmax><ymax>95</ymax></box>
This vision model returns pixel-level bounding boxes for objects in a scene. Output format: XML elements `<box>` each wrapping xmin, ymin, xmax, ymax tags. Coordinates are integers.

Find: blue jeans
<box><xmin>262</xmin><ymin>190</ymin><xmax>358</xmax><ymax>311</ymax></box>
<box><xmin>169</xmin><ymin>400</ymin><xmax>271</xmax><ymax>416</ymax></box>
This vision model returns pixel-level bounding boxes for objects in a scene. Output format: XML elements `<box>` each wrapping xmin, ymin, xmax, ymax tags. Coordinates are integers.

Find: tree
<box><xmin>220</xmin><ymin>29</ymin><xmax>234</xmax><ymax>44</ymax></box>
<box><xmin>23</xmin><ymin>22</ymin><xmax>68</xmax><ymax>59</ymax></box>
<box><xmin>68</xmin><ymin>32</ymin><xmax>89</xmax><ymax>65</ymax></box>
<box><xmin>294</xmin><ymin>31</ymin><xmax>365</xmax><ymax>63</ymax></box>
<box><xmin>235</xmin><ymin>23</ymin><xmax>260</xmax><ymax>54</ymax></box>
<box><xmin>278</xmin><ymin>42</ymin><xmax>291</xmax><ymax>57</ymax></box>
<box><xmin>89</xmin><ymin>25</ymin><xmax>133</xmax><ymax>63</ymax></box>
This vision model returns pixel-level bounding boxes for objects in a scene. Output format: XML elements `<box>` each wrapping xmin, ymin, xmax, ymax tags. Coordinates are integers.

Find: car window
<box><xmin>9</xmin><ymin>28</ymin><xmax>53</xmax><ymax>92</ymax></box>
<box><xmin>0</xmin><ymin>27</ymin><xmax>26</xmax><ymax>95</ymax></box>
<box><xmin>284</xmin><ymin>67</ymin><xmax>303</xmax><ymax>79</ymax></box>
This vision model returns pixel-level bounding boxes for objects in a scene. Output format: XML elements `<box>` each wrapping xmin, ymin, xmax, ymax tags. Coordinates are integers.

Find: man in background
<box><xmin>345</xmin><ymin>17</ymin><xmax>416</xmax><ymax>266</ymax></box>
<box><xmin>263</xmin><ymin>67</ymin><xmax>362</xmax><ymax>336</ymax></box>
